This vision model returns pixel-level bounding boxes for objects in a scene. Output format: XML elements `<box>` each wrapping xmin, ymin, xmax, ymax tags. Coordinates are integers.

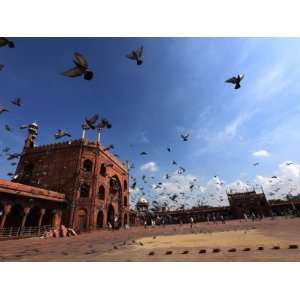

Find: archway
<box><xmin>41</xmin><ymin>208</ymin><xmax>55</xmax><ymax>226</ymax></box>
<box><xmin>98</xmin><ymin>185</ymin><xmax>105</xmax><ymax>200</ymax></box>
<box><xmin>97</xmin><ymin>210</ymin><xmax>104</xmax><ymax>228</ymax></box>
<box><xmin>25</xmin><ymin>206</ymin><xmax>40</xmax><ymax>227</ymax></box>
<box><xmin>77</xmin><ymin>209</ymin><xmax>87</xmax><ymax>232</ymax></box>
<box><xmin>124</xmin><ymin>196</ymin><xmax>128</xmax><ymax>207</ymax></box>
<box><xmin>107</xmin><ymin>204</ymin><xmax>114</xmax><ymax>228</ymax></box>
<box><xmin>80</xmin><ymin>183</ymin><xmax>90</xmax><ymax>198</ymax></box>
<box><xmin>4</xmin><ymin>204</ymin><xmax>23</xmax><ymax>228</ymax></box>
<box><xmin>100</xmin><ymin>164</ymin><xmax>107</xmax><ymax>176</ymax></box>
<box><xmin>83</xmin><ymin>159</ymin><xmax>93</xmax><ymax>172</ymax></box>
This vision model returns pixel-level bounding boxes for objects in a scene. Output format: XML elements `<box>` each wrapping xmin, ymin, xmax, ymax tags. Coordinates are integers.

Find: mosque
<box><xmin>0</xmin><ymin>122</ymin><xmax>130</xmax><ymax>234</ymax></box>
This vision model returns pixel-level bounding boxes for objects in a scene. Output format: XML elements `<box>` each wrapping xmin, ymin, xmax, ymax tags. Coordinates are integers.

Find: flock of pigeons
<box><xmin>0</xmin><ymin>37</ymin><xmax>295</xmax><ymax>211</ymax></box>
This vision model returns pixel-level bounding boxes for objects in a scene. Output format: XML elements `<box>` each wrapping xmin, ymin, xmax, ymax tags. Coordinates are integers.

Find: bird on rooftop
<box><xmin>126</xmin><ymin>46</ymin><xmax>143</xmax><ymax>65</ymax></box>
<box><xmin>225</xmin><ymin>74</ymin><xmax>244</xmax><ymax>89</ymax></box>
<box><xmin>0</xmin><ymin>38</ymin><xmax>15</xmax><ymax>48</ymax></box>
<box><xmin>62</xmin><ymin>52</ymin><xmax>93</xmax><ymax>80</ymax></box>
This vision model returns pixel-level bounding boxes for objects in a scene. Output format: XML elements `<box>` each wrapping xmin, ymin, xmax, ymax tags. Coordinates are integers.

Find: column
<box><xmin>20</xmin><ymin>207</ymin><xmax>31</xmax><ymax>233</ymax></box>
<box><xmin>38</xmin><ymin>208</ymin><xmax>46</xmax><ymax>227</ymax></box>
<box><xmin>0</xmin><ymin>204</ymin><xmax>12</xmax><ymax>228</ymax></box>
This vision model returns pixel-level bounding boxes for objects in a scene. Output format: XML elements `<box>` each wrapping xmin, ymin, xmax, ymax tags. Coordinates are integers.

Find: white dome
<box><xmin>138</xmin><ymin>197</ymin><xmax>148</xmax><ymax>204</ymax></box>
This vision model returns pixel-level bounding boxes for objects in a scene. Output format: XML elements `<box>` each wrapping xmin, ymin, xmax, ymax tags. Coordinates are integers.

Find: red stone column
<box><xmin>20</xmin><ymin>207</ymin><xmax>31</xmax><ymax>233</ymax></box>
<box><xmin>38</xmin><ymin>208</ymin><xmax>46</xmax><ymax>227</ymax></box>
<box><xmin>0</xmin><ymin>204</ymin><xmax>12</xmax><ymax>228</ymax></box>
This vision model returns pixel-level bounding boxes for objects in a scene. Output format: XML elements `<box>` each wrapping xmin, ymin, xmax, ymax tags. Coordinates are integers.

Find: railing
<box><xmin>0</xmin><ymin>225</ymin><xmax>52</xmax><ymax>240</ymax></box>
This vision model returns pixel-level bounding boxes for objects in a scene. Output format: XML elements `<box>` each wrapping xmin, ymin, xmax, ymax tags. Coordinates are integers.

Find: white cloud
<box><xmin>140</xmin><ymin>161</ymin><xmax>159</xmax><ymax>172</ymax></box>
<box><xmin>252</xmin><ymin>149</ymin><xmax>270</xmax><ymax>158</ymax></box>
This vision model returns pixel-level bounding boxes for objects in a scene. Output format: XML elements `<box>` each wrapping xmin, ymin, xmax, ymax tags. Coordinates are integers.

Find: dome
<box><xmin>137</xmin><ymin>197</ymin><xmax>148</xmax><ymax>204</ymax></box>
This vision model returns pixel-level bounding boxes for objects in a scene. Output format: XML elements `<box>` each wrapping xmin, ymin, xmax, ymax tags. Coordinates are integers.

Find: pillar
<box><xmin>38</xmin><ymin>208</ymin><xmax>46</xmax><ymax>227</ymax></box>
<box><xmin>0</xmin><ymin>204</ymin><xmax>12</xmax><ymax>228</ymax></box>
<box><xmin>20</xmin><ymin>207</ymin><xmax>31</xmax><ymax>233</ymax></box>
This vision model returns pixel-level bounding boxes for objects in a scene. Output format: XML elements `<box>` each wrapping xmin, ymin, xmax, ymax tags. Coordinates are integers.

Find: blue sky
<box><xmin>1</xmin><ymin>38</ymin><xmax>300</xmax><ymax>207</ymax></box>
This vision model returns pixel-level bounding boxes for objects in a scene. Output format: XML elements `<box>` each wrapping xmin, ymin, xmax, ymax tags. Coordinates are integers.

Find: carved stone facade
<box><xmin>13</xmin><ymin>139</ymin><xmax>129</xmax><ymax>231</ymax></box>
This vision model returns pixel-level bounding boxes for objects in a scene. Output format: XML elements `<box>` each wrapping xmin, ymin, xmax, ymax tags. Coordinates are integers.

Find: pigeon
<box><xmin>4</xmin><ymin>125</ymin><xmax>12</xmax><ymax>132</ymax></box>
<box><xmin>253</xmin><ymin>162</ymin><xmax>259</xmax><ymax>166</ymax></box>
<box><xmin>126</xmin><ymin>46</ymin><xmax>143</xmax><ymax>65</ymax></box>
<box><xmin>0</xmin><ymin>38</ymin><xmax>15</xmax><ymax>48</ymax></box>
<box><xmin>172</xmin><ymin>160</ymin><xmax>177</xmax><ymax>165</ymax></box>
<box><xmin>0</xmin><ymin>106</ymin><xmax>8</xmax><ymax>114</ymax></box>
<box><xmin>131</xmin><ymin>182</ymin><xmax>137</xmax><ymax>189</ymax></box>
<box><xmin>2</xmin><ymin>147</ymin><xmax>10</xmax><ymax>153</ymax></box>
<box><xmin>96</xmin><ymin>117</ymin><xmax>112</xmax><ymax>130</ymax></box>
<box><xmin>225</xmin><ymin>74</ymin><xmax>244</xmax><ymax>89</ymax></box>
<box><xmin>85</xmin><ymin>114</ymin><xmax>99</xmax><ymax>130</ymax></box>
<box><xmin>54</xmin><ymin>129</ymin><xmax>71</xmax><ymax>139</ymax></box>
<box><xmin>167</xmin><ymin>147</ymin><xmax>171</xmax><ymax>152</ymax></box>
<box><xmin>103</xmin><ymin>144</ymin><xmax>114</xmax><ymax>151</ymax></box>
<box><xmin>180</xmin><ymin>133</ymin><xmax>189</xmax><ymax>141</ymax></box>
<box><xmin>63</xmin><ymin>52</ymin><xmax>93</xmax><ymax>80</ymax></box>
<box><xmin>7</xmin><ymin>153</ymin><xmax>21</xmax><ymax>160</ymax></box>
<box><xmin>19</xmin><ymin>124</ymin><xmax>29</xmax><ymax>130</ymax></box>
<box><xmin>140</xmin><ymin>151</ymin><xmax>147</xmax><ymax>155</ymax></box>
<box><xmin>11</xmin><ymin>97</ymin><xmax>21</xmax><ymax>107</ymax></box>
<box><xmin>286</xmin><ymin>162</ymin><xmax>294</xmax><ymax>166</ymax></box>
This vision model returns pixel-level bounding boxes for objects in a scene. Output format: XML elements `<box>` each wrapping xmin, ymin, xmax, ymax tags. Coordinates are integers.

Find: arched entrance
<box><xmin>5</xmin><ymin>204</ymin><xmax>23</xmax><ymax>228</ymax></box>
<box><xmin>41</xmin><ymin>208</ymin><xmax>55</xmax><ymax>226</ymax></box>
<box><xmin>97</xmin><ymin>210</ymin><xmax>103</xmax><ymax>228</ymax></box>
<box><xmin>25</xmin><ymin>206</ymin><xmax>40</xmax><ymax>227</ymax></box>
<box><xmin>107</xmin><ymin>204</ymin><xmax>114</xmax><ymax>228</ymax></box>
<box><xmin>77</xmin><ymin>209</ymin><xmax>87</xmax><ymax>232</ymax></box>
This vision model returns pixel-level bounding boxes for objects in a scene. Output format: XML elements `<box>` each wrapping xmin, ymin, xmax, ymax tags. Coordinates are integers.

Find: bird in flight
<box><xmin>54</xmin><ymin>129</ymin><xmax>72</xmax><ymax>139</ymax></box>
<box><xmin>180</xmin><ymin>133</ymin><xmax>189</xmax><ymax>141</ymax></box>
<box><xmin>4</xmin><ymin>124</ymin><xmax>12</xmax><ymax>132</ymax></box>
<box><xmin>0</xmin><ymin>106</ymin><xmax>8</xmax><ymax>114</ymax></box>
<box><xmin>167</xmin><ymin>147</ymin><xmax>171</xmax><ymax>152</ymax></box>
<box><xmin>0</xmin><ymin>37</ymin><xmax>15</xmax><ymax>48</ymax></box>
<box><xmin>11</xmin><ymin>97</ymin><xmax>21</xmax><ymax>107</ymax></box>
<box><xmin>126</xmin><ymin>46</ymin><xmax>143</xmax><ymax>65</ymax></box>
<box><xmin>84</xmin><ymin>114</ymin><xmax>99</xmax><ymax>130</ymax></box>
<box><xmin>225</xmin><ymin>74</ymin><xmax>244</xmax><ymax>89</ymax></box>
<box><xmin>63</xmin><ymin>52</ymin><xmax>93</xmax><ymax>80</ymax></box>
<box><xmin>253</xmin><ymin>162</ymin><xmax>259</xmax><ymax>166</ymax></box>
<box><xmin>140</xmin><ymin>151</ymin><xmax>147</xmax><ymax>155</ymax></box>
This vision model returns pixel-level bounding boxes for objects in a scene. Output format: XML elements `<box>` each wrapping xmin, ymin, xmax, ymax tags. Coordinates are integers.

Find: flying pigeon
<box><xmin>85</xmin><ymin>114</ymin><xmax>99</xmax><ymax>129</ymax></box>
<box><xmin>126</xmin><ymin>46</ymin><xmax>143</xmax><ymax>65</ymax></box>
<box><xmin>172</xmin><ymin>160</ymin><xmax>177</xmax><ymax>165</ymax></box>
<box><xmin>63</xmin><ymin>52</ymin><xmax>93</xmax><ymax>80</ymax></box>
<box><xmin>96</xmin><ymin>117</ymin><xmax>112</xmax><ymax>130</ymax></box>
<box><xmin>253</xmin><ymin>162</ymin><xmax>259</xmax><ymax>166</ymax></box>
<box><xmin>7</xmin><ymin>153</ymin><xmax>21</xmax><ymax>160</ymax></box>
<box><xmin>54</xmin><ymin>129</ymin><xmax>71</xmax><ymax>139</ymax></box>
<box><xmin>286</xmin><ymin>162</ymin><xmax>294</xmax><ymax>166</ymax></box>
<box><xmin>167</xmin><ymin>147</ymin><xmax>171</xmax><ymax>152</ymax></box>
<box><xmin>225</xmin><ymin>74</ymin><xmax>244</xmax><ymax>89</ymax></box>
<box><xmin>2</xmin><ymin>147</ymin><xmax>10</xmax><ymax>152</ymax></box>
<box><xmin>0</xmin><ymin>106</ymin><xmax>8</xmax><ymax>114</ymax></box>
<box><xmin>4</xmin><ymin>125</ymin><xmax>12</xmax><ymax>132</ymax></box>
<box><xmin>180</xmin><ymin>133</ymin><xmax>189</xmax><ymax>141</ymax></box>
<box><xmin>11</xmin><ymin>97</ymin><xmax>21</xmax><ymax>107</ymax></box>
<box><xmin>140</xmin><ymin>151</ymin><xmax>147</xmax><ymax>155</ymax></box>
<box><xmin>19</xmin><ymin>124</ymin><xmax>29</xmax><ymax>130</ymax></box>
<box><xmin>0</xmin><ymin>38</ymin><xmax>15</xmax><ymax>48</ymax></box>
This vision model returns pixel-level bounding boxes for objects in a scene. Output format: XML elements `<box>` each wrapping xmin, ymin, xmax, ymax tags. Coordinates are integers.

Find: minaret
<box><xmin>24</xmin><ymin>122</ymin><xmax>39</xmax><ymax>149</ymax></box>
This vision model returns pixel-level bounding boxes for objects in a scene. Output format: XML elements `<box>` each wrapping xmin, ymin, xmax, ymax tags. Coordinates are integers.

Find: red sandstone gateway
<box><xmin>0</xmin><ymin>122</ymin><xmax>129</xmax><ymax>235</ymax></box>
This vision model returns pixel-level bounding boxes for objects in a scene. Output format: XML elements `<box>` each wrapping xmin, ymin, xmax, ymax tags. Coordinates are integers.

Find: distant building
<box><xmin>0</xmin><ymin>122</ymin><xmax>129</xmax><ymax>233</ymax></box>
<box><xmin>227</xmin><ymin>188</ymin><xmax>271</xmax><ymax>218</ymax></box>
